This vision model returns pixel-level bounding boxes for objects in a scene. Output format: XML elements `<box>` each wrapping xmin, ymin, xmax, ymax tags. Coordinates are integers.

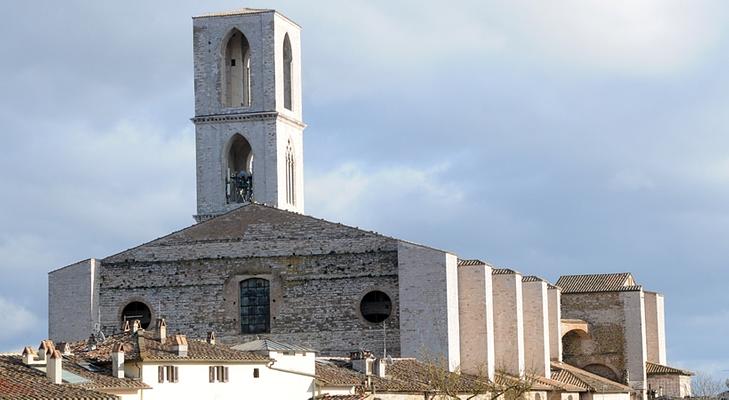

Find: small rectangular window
<box><xmin>165</xmin><ymin>366</ymin><xmax>178</xmax><ymax>383</ymax></box>
<box><xmin>253</xmin><ymin>368</ymin><xmax>260</xmax><ymax>378</ymax></box>
<box><xmin>231</xmin><ymin>59</ymin><xmax>236</xmax><ymax>66</ymax></box>
<box><xmin>209</xmin><ymin>366</ymin><xmax>215</xmax><ymax>383</ymax></box>
<box><xmin>158</xmin><ymin>366</ymin><xmax>164</xmax><ymax>383</ymax></box>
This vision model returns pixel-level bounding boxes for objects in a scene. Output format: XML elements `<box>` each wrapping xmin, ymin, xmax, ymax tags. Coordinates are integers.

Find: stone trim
<box><xmin>192</xmin><ymin>111</ymin><xmax>306</xmax><ymax>128</ymax></box>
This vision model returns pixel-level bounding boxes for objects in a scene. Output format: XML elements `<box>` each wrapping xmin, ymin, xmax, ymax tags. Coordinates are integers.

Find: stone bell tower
<box><xmin>192</xmin><ymin>9</ymin><xmax>305</xmax><ymax>221</ymax></box>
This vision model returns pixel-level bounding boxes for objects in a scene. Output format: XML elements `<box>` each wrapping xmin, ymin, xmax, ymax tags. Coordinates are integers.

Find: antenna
<box><xmin>158</xmin><ymin>300</ymin><xmax>162</xmax><ymax>318</ymax></box>
<box><xmin>382</xmin><ymin>321</ymin><xmax>387</xmax><ymax>358</ymax></box>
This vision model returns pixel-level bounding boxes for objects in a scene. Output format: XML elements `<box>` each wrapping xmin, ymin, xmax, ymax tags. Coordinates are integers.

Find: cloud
<box><xmin>0</xmin><ymin>297</ymin><xmax>42</xmax><ymax>352</ymax></box>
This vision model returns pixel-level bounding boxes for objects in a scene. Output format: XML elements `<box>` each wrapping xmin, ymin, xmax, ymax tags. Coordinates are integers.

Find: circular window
<box><xmin>359</xmin><ymin>291</ymin><xmax>392</xmax><ymax>323</ymax></box>
<box><xmin>121</xmin><ymin>301</ymin><xmax>152</xmax><ymax>329</ymax></box>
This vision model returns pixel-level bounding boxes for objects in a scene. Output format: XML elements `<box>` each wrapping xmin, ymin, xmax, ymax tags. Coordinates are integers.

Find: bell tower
<box><xmin>191</xmin><ymin>9</ymin><xmax>304</xmax><ymax>221</ymax></box>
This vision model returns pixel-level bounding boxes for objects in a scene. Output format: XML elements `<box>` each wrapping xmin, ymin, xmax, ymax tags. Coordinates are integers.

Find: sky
<box><xmin>1</xmin><ymin>0</ymin><xmax>728</xmax><ymax>379</ymax></box>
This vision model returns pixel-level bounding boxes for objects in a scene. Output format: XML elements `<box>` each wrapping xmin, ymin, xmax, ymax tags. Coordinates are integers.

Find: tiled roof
<box><xmin>313</xmin><ymin>395</ymin><xmax>367</xmax><ymax>400</ymax></box>
<box><xmin>316</xmin><ymin>360</ymin><xmax>365</xmax><ymax>386</ymax></box>
<box><xmin>458</xmin><ymin>259</ymin><xmax>487</xmax><ymax>266</ymax></box>
<box><xmin>102</xmin><ymin>203</ymin><xmax>399</xmax><ymax>263</ymax></box>
<box><xmin>646</xmin><ymin>362</ymin><xmax>693</xmax><ymax>376</ymax></box>
<box><xmin>71</xmin><ymin>331</ymin><xmax>269</xmax><ymax>363</ymax></box>
<box><xmin>194</xmin><ymin>8</ymin><xmax>273</xmax><ymax>18</ymax></box>
<box><xmin>522</xmin><ymin>275</ymin><xmax>548</xmax><ymax>283</ymax></box>
<box><xmin>0</xmin><ymin>355</ymin><xmax>118</xmax><ymax>400</ymax></box>
<box><xmin>492</xmin><ymin>268</ymin><xmax>519</xmax><ymax>275</ymax></box>
<box><xmin>232</xmin><ymin>338</ymin><xmax>316</xmax><ymax>353</ymax></box>
<box><xmin>556</xmin><ymin>273</ymin><xmax>638</xmax><ymax>293</ymax></box>
<box><xmin>317</xmin><ymin>357</ymin><xmax>555</xmax><ymax>395</ymax></box>
<box><xmin>551</xmin><ymin>362</ymin><xmax>631</xmax><ymax>393</ymax></box>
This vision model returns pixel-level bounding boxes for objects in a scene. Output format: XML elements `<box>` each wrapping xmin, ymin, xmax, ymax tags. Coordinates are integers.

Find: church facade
<box><xmin>48</xmin><ymin>8</ymin><xmax>691</xmax><ymax>400</ymax></box>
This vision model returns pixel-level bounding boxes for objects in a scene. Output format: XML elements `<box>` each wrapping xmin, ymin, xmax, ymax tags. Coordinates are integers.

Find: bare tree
<box><xmin>421</xmin><ymin>358</ymin><xmax>535</xmax><ymax>400</ymax></box>
<box><xmin>691</xmin><ymin>372</ymin><xmax>724</xmax><ymax>399</ymax></box>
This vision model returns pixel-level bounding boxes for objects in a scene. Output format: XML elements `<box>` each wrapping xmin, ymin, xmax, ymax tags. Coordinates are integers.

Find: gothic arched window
<box><xmin>283</xmin><ymin>33</ymin><xmax>293</xmax><ymax>110</ymax></box>
<box><xmin>223</xmin><ymin>29</ymin><xmax>251</xmax><ymax>108</ymax></box>
<box><xmin>239</xmin><ymin>278</ymin><xmax>270</xmax><ymax>334</ymax></box>
<box><xmin>285</xmin><ymin>141</ymin><xmax>295</xmax><ymax>205</ymax></box>
<box><xmin>227</xmin><ymin>134</ymin><xmax>253</xmax><ymax>203</ymax></box>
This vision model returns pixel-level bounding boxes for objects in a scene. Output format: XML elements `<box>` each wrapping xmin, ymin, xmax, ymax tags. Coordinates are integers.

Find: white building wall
<box><xmin>548</xmin><ymin>286</ymin><xmax>562</xmax><ymax>362</ymax></box>
<box><xmin>48</xmin><ymin>259</ymin><xmax>99</xmax><ymax>342</ymax></box>
<box><xmin>522</xmin><ymin>280</ymin><xmax>551</xmax><ymax>378</ymax></box>
<box><xmin>398</xmin><ymin>242</ymin><xmax>460</xmax><ymax>371</ymax></box>
<box><xmin>643</xmin><ymin>292</ymin><xmax>666</xmax><ymax>365</ymax></box>
<box><xmin>457</xmin><ymin>262</ymin><xmax>495</xmax><ymax>379</ymax></box>
<box><xmin>137</xmin><ymin>362</ymin><xmax>314</xmax><ymax>400</ymax></box>
<box><xmin>492</xmin><ymin>271</ymin><xmax>525</xmax><ymax>377</ymax></box>
<box><xmin>621</xmin><ymin>290</ymin><xmax>648</xmax><ymax>399</ymax></box>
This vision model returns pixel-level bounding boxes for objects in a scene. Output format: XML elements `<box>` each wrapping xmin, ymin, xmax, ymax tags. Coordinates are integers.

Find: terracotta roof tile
<box><xmin>492</xmin><ymin>268</ymin><xmax>519</xmax><ymax>275</ymax></box>
<box><xmin>0</xmin><ymin>355</ymin><xmax>118</xmax><ymax>400</ymax></box>
<box><xmin>551</xmin><ymin>362</ymin><xmax>631</xmax><ymax>393</ymax></box>
<box><xmin>556</xmin><ymin>273</ymin><xmax>638</xmax><ymax>293</ymax></box>
<box><xmin>457</xmin><ymin>259</ymin><xmax>487</xmax><ymax>266</ymax></box>
<box><xmin>646</xmin><ymin>362</ymin><xmax>693</xmax><ymax>376</ymax></box>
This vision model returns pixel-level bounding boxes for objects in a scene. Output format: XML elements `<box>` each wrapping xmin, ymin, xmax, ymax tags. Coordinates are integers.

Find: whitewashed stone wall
<box><xmin>398</xmin><ymin>242</ymin><xmax>460</xmax><ymax>371</ymax></box>
<box><xmin>522</xmin><ymin>279</ymin><xmax>550</xmax><ymax>378</ymax></box>
<box><xmin>621</xmin><ymin>289</ymin><xmax>648</xmax><ymax>398</ymax></box>
<box><xmin>457</xmin><ymin>262</ymin><xmax>495</xmax><ymax>379</ymax></box>
<box><xmin>492</xmin><ymin>271</ymin><xmax>525</xmax><ymax>376</ymax></box>
<box><xmin>547</xmin><ymin>286</ymin><xmax>562</xmax><ymax>362</ymax></box>
<box><xmin>643</xmin><ymin>291</ymin><xmax>666</xmax><ymax>365</ymax></box>
<box><xmin>647</xmin><ymin>374</ymin><xmax>692</xmax><ymax>398</ymax></box>
<box><xmin>48</xmin><ymin>259</ymin><xmax>99</xmax><ymax>342</ymax></box>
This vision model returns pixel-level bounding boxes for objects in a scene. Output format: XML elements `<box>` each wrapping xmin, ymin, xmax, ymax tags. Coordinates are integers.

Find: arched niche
<box><xmin>283</xmin><ymin>33</ymin><xmax>292</xmax><ymax>110</ymax></box>
<box><xmin>226</xmin><ymin>134</ymin><xmax>254</xmax><ymax>203</ymax></box>
<box><xmin>222</xmin><ymin>29</ymin><xmax>251</xmax><ymax>108</ymax></box>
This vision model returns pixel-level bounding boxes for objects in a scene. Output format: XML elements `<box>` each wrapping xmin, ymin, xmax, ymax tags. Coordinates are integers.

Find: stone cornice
<box><xmin>191</xmin><ymin>111</ymin><xmax>306</xmax><ymax>128</ymax></box>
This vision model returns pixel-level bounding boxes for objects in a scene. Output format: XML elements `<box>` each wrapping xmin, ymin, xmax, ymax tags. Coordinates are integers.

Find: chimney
<box><xmin>111</xmin><ymin>343</ymin><xmax>125</xmax><ymax>379</ymax></box>
<box><xmin>57</xmin><ymin>342</ymin><xmax>72</xmax><ymax>356</ymax></box>
<box><xmin>207</xmin><ymin>331</ymin><xmax>216</xmax><ymax>346</ymax></box>
<box><xmin>350</xmin><ymin>350</ymin><xmax>374</xmax><ymax>376</ymax></box>
<box><xmin>132</xmin><ymin>320</ymin><xmax>142</xmax><ymax>333</ymax></box>
<box><xmin>22</xmin><ymin>346</ymin><xmax>38</xmax><ymax>365</ymax></box>
<box><xmin>374</xmin><ymin>358</ymin><xmax>387</xmax><ymax>378</ymax></box>
<box><xmin>171</xmin><ymin>334</ymin><xmax>188</xmax><ymax>357</ymax></box>
<box><xmin>87</xmin><ymin>334</ymin><xmax>97</xmax><ymax>351</ymax></box>
<box><xmin>47</xmin><ymin>350</ymin><xmax>63</xmax><ymax>384</ymax></box>
<box><xmin>155</xmin><ymin>318</ymin><xmax>167</xmax><ymax>344</ymax></box>
<box><xmin>38</xmin><ymin>340</ymin><xmax>55</xmax><ymax>363</ymax></box>
<box><xmin>122</xmin><ymin>320</ymin><xmax>131</xmax><ymax>333</ymax></box>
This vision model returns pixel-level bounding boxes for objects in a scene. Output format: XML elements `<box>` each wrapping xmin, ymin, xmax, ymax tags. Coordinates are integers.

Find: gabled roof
<box><xmin>492</xmin><ymin>268</ymin><xmax>520</xmax><ymax>275</ymax></box>
<box><xmin>0</xmin><ymin>355</ymin><xmax>118</xmax><ymax>400</ymax></box>
<box><xmin>556</xmin><ymin>273</ymin><xmax>640</xmax><ymax>294</ymax></box>
<box><xmin>458</xmin><ymin>259</ymin><xmax>488</xmax><ymax>267</ymax></box>
<box><xmin>70</xmin><ymin>331</ymin><xmax>268</xmax><ymax>363</ymax></box>
<box><xmin>646</xmin><ymin>362</ymin><xmax>693</xmax><ymax>376</ymax></box>
<box><xmin>551</xmin><ymin>362</ymin><xmax>631</xmax><ymax>393</ymax></box>
<box><xmin>103</xmin><ymin>203</ymin><xmax>398</xmax><ymax>263</ymax></box>
<box><xmin>232</xmin><ymin>338</ymin><xmax>316</xmax><ymax>353</ymax></box>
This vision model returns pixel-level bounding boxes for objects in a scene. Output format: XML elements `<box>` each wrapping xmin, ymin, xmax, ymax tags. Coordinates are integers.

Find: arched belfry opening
<box><xmin>283</xmin><ymin>33</ymin><xmax>293</xmax><ymax>110</ymax></box>
<box><xmin>223</xmin><ymin>29</ymin><xmax>251</xmax><ymax>108</ymax></box>
<box><xmin>285</xmin><ymin>140</ymin><xmax>295</xmax><ymax>206</ymax></box>
<box><xmin>226</xmin><ymin>134</ymin><xmax>253</xmax><ymax>204</ymax></box>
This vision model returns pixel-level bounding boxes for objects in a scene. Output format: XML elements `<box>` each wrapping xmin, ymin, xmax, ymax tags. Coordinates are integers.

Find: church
<box><xmin>48</xmin><ymin>8</ymin><xmax>691</xmax><ymax>400</ymax></box>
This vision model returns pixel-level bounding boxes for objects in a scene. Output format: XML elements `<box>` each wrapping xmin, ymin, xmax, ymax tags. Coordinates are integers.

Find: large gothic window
<box><xmin>239</xmin><ymin>278</ymin><xmax>270</xmax><ymax>334</ymax></box>
<box><xmin>285</xmin><ymin>141</ymin><xmax>295</xmax><ymax>205</ymax></box>
<box><xmin>227</xmin><ymin>134</ymin><xmax>253</xmax><ymax>203</ymax></box>
<box><xmin>283</xmin><ymin>33</ymin><xmax>293</xmax><ymax>110</ymax></box>
<box><xmin>223</xmin><ymin>29</ymin><xmax>251</xmax><ymax>108</ymax></box>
